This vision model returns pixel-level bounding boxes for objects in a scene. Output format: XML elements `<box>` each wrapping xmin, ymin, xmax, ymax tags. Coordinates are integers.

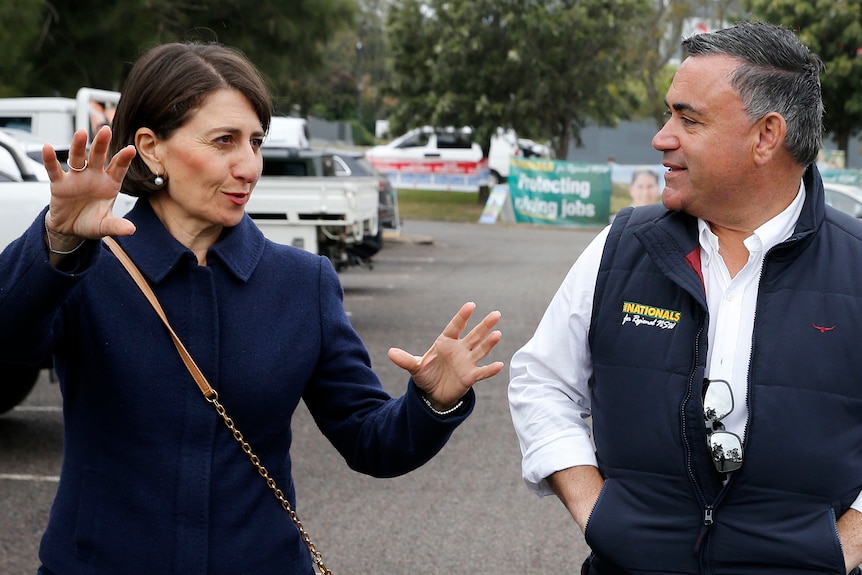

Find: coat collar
<box><xmin>624</xmin><ymin>163</ymin><xmax>826</xmax><ymax>302</ymax></box>
<box><xmin>794</xmin><ymin>163</ymin><xmax>825</xmax><ymax>238</ymax></box>
<box><xmin>112</xmin><ymin>198</ymin><xmax>266</xmax><ymax>284</ymax></box>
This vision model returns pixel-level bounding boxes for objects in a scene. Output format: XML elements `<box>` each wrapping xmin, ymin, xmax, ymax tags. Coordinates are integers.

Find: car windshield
<box><xmin>437</xmin><ymin>131</ymin><xmax>474</xmax><ymax>149</ymax></box>
<box><xmin>333</xmin><ymin>153</ymin><xmax>378</xmax><ymax>177</ymax></box>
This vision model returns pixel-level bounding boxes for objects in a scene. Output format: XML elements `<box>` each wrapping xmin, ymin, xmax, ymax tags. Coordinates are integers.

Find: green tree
<box><xmin>385</xmin><ymin>0</ymin><xmax>652</xmax><ymax>159</ymax></box>
<box><xmin>303</xmin><ymin>0</ymin><xmax>392</xmax><ymax>131</ymax></box>
<box><xmin>0</xmin><ymin>0</ymin><xmax>48</xmax><ymax>97</ymax></box>
<box><xmin>5</xmin><ymin>0</ymin><xmax>358</xmax><ymax>114</ymax></box>
<box><xmin>632</xmin><ymin>0</ymin><xmax>698</xmax><ymax>129</ymax></box>
<box><xmin>629</xmin><ymin>0</ymin><xmax>744</xmax><ymax>129</ymax></box>
<box><xmin>744</xmin><ymin>0</ymin><xmax>862</xmax><ymax>160</ymax></box>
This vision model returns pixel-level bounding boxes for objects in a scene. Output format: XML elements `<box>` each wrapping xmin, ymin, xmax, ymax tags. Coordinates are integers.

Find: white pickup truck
<box><xmin>0</xmin><ymin>96</ymin><xmax>378</xmax><ymax>414</ymax></box>
<box><xmin>249</xmin><ymin>146</ymin><xmax>379</xmax><ymax>270</ymax></box>
<box><xmin>0</xmin><ymin>130</ymin><xmax>60</xmax><ymax>414</ymax></box>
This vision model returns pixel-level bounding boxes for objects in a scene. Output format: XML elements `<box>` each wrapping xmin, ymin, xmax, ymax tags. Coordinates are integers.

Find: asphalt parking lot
<box><xmin>0</xmin><ymin>218</ymin><xmax>601</xmax><ymax>575</ymax></box>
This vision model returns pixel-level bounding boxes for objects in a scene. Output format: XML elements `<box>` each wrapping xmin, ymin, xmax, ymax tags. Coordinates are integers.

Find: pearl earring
<box><xmin>154</xmin><ymin>175</ymin><xmax>165</xmax><ymax>186</ymax></box>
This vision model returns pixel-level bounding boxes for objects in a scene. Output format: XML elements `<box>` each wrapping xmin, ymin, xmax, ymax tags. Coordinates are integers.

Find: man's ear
<box><xmin>134</xmin><ymin>128</ymin><xmax>162</xmax><ymax>174</ymax></box>
<box><xmin>753</xmin><ymin>112</ymin><xmax>787</xmax><ymax>166</ymax></box>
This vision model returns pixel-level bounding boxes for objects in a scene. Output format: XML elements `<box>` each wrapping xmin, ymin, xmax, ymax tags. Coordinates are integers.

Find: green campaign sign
<box><xmin>820</xmin><ymin>168</ymin><xmax>861</xmax><ymax>186</ymax></box>
<box><xmin>508</xmin><ymin>158</ymin><xmax>611</xmax><ymax>226</ymax></box>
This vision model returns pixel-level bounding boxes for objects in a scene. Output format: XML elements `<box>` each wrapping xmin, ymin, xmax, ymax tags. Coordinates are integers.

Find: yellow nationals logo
<box><xmin>621</xmin><ymin>301</ymin><xmax>681</xmax><ymax>330</ymax></box>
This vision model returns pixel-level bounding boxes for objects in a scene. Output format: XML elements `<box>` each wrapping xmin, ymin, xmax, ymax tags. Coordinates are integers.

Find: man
<box><xmin>509</xmin><ymin>21</ymin><xmax>862</xmax><ymax>575</ymax></box>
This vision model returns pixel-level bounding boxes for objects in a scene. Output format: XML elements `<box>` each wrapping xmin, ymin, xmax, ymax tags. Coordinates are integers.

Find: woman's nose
<box><xmin>234</xmin><ymin>144</ymin><xmax>262</xmax><ymax>183</ymax></box>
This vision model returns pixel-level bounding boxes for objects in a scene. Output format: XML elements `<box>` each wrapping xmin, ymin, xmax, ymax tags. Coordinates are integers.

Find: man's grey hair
<box><xmin>683</xmin><ymin>21</ymin><xmax>825</xmax><ymax>166</ymax></box>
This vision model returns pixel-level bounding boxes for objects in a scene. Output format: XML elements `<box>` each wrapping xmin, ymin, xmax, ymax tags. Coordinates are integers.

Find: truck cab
<box><xmin>0</xmin><ymin>87</ymin><xmax>120</xmax><ymax>146</ymax></box>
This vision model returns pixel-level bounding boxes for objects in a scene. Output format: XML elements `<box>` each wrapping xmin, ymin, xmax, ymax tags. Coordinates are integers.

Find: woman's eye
<box><xmin>251</xmin><ymin>138</ymin><xmax>264</xmax><ymax>149</ymax></box>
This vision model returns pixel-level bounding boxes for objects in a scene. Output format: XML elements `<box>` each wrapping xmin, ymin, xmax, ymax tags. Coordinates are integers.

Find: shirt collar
<box><xmin>114</xmin><ymin>198</ymin><xmax>266</xmax><ymax>284</ymax></box>
<box><xmin>697</xmin><ymin>180</ymin><xmax>806</xmax><ymax>265</ymax></box>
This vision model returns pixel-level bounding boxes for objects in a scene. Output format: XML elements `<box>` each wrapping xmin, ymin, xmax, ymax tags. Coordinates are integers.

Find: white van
<box><xmin>264</xmin><ymin>116</ymin><xmax>310</xmax><ymax>149</ymax></box>
<box><xmin>0</xmin><ymin>87</ymin><xmax>121</xmax><ymax>147</ymax></box>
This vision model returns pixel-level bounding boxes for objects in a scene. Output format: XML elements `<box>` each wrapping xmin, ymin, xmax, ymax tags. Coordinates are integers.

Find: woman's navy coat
<box><xmin>0</xmin><ymin>199</ymin><xmax>473</xmax><ymax>574</ymax></box>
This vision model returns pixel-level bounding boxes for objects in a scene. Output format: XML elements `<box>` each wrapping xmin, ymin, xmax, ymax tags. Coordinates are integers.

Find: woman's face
<box><xmin>630</xmin><ymin>173</ymin><xmax>660</xmax><ymax>206</ymax></box>
<box><xmin>149</xmin><ymin>89</ymin><xmax>265</xmax><ymax>243</ymax></box>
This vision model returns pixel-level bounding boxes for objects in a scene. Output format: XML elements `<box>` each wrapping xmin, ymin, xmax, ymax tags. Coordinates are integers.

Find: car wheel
<box><xmin>0</xmin><ymin>363</ymin><xmax>40</xmax><ymax>415</ymax></box>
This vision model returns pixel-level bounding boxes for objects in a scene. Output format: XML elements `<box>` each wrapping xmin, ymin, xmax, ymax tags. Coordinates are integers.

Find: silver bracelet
<box><xmin>419</xmin><ymin>393</ymin><xmax>464</xmax><ymax>417</ymax></box>
<box><xmin>45</xmin><ymin>219</ymin><xmax>85</xmax><ymax>255</ymax></box>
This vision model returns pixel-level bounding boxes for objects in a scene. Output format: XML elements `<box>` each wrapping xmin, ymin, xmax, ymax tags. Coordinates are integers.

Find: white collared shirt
<box><xmin>508</xmin><ymin>182</ymin><xmax>862</xmax><ymax>511</ymax></box>
<box><xmin>700</xmin><ymin>183</ymin><xmax>804</xmax><ymax>437</ymax></box>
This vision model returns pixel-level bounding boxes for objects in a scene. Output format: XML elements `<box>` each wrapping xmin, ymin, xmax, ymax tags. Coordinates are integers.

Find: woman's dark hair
<box><xmin>110</xmin><ymin>42</ymin><xmax>273</xmax><ymax>197</ymax></box>
<box><xmin>630</xmin><ymin>169</ymin><xmax>659</xmax><ymax>185</ymax></box>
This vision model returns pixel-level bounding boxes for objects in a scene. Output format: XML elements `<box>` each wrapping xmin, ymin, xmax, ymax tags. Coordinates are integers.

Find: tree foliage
<box><xmin>2</xmin><ymin>0</ymin><xmax>357</xmax><ymax>115</ymax></box>
<box><xmin>625</xmin><ymin>0</ymin><xmax>744</xmax><ymax>129</ymax></box>
<box><xmin>385</xmin><ymin>0</ymin><xmax>652</xmax><ymax>158</ymax></box>
<box><xmin>632</xmin><ymin>0</ymin><xmax>703</xmax><ymax>129</ymax></box>
<box><xmin>743</xmin><ymin>0</ymin><xmax>862</xmax><ymax>157</ymax></box>
<box><xmin>303</xmin><ymin>0</ymin><xmax>392</xmax><ymax>129</ymax></box>
<box><xmin>0</xmin><ymin>0</ymin><xmax>46</xmax><ymax>97</ymax></box>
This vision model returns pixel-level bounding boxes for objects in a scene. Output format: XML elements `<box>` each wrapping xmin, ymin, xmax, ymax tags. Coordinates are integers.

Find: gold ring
<box><xmin>67</xmin><ymin>159</ymin><xmax>88</xmax><ymax>172</ymax></box>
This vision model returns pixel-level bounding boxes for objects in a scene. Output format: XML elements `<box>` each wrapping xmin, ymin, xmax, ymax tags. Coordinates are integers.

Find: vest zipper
<box><xmin>694</xmin><ymin>505</ymin><xmax>714</xmax><ymax>554</ymax></box>
<box><xmin>683</xmin><ymin>318</ymin><xmax>713</xmax><ymax>553</ymax></box>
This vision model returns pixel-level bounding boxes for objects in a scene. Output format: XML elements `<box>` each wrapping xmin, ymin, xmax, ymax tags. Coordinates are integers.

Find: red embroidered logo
<box><xmin>812</xmin><ymin>323</ymin><xmax>836</xmax><ymax>333</ymax></box>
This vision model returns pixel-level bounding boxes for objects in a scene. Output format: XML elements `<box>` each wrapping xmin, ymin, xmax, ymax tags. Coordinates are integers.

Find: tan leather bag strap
<box><xmin>102</xmin><ymin>236</ymin><xmax>214</xmax><ymax>398</ymax></box>
<box><xmin>101</xmin><ymin>236</ymin><xmax>332</xmax><ymax>575</ymax></box>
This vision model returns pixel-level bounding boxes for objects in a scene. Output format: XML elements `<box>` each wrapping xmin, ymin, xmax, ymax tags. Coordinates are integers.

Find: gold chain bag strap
<box><xmin>102</xmin><ymin>236</ymin><xmax>332</xmax><ymax>575</ymax></box>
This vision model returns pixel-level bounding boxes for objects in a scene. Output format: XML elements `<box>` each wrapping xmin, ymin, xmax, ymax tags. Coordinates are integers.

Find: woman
<box><xmin>0</xmin><ymin>42</ymin><xmax>502</xmax><ymax>574</ymax></box>
<box><xmin>628</xmin><ymin>169</ymin><xmax>661</xmax><ymax>207</ymax></box>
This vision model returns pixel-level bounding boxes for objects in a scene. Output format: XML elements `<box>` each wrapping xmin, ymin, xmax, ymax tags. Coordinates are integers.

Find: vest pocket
<box><xmin>707</xmin><ymin>486</ymin><xmax>846</xmax><ymax>574</ymax></box>
<box><xmin>583</xmin><ymin>474</ymin><xmax>702</xmax><ymax>573</ymax></box>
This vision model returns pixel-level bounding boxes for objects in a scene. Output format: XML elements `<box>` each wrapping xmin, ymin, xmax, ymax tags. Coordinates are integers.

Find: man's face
<box><xmin>652</xmin><ymin>54</ymin><xmax>760</xmax><ymax>223</ymax></box>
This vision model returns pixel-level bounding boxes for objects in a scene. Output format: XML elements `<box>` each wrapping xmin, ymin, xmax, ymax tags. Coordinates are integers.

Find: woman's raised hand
<box><xmin>43</xmin><ymin>126</ymin><xmax>137</xmax><ymax>240</ymax></box>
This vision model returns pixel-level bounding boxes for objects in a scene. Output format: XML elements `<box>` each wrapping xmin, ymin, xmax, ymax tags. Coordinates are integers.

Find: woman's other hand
<box><xmin>387</xmin><ymin>302</ymin><xmax>503</xmax><ymax>410</ymax></box>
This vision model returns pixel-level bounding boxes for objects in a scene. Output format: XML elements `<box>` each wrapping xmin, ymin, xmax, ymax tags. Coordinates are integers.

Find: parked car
<box><xmin>487</xmin><ymin>127</ymin><xmax>553</xmax><ymax>186</ymax></box>
<box><xmin>332</xmin><ymin>151</ymin><xmax>399</xmax><ymax>231</ymax></box>
<box><xmin>824</xmin><ymin>182</ymin><xmax>862</xmax><ymax>219</ymax></box>
<box><xmin>518</xmin><ymin>138</ymin><xmax>552</xmax><ymax>158</ymax></box>
<box><xmin>265</xmin><ymin>116</ymin><xmax>310</xmax><ymax>150</ymax></box>
<box><xmin>0</xmin><ymin>128</ymin><xmax>53</xmax><ymax>180</ymax></box>
<box><xmin>330</xmin><ymin>150</ymin><xmax>401</xmax><ymax>267</ymax></box>
<box><xmin>365</xmin><ymin>125</ymin><xmax>482</xmax><ymax>163</ymax></box>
